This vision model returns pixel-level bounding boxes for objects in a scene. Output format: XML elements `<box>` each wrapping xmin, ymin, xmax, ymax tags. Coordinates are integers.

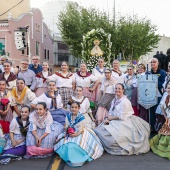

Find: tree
<box><xmin>58</xmin><ymin>2</ymin><xmax>160</xmax><ymax>61</ymax></box>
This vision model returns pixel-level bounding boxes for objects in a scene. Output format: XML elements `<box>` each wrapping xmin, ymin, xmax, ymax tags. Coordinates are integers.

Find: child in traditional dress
<box><xmin>0</xmin><ymin>105</ymin><xmax>30</xmax><ymax>164</ymax></box>
<box><xmin>26</xmin><ymin>102</ymin><xmax>63</xmax><ymax>158</ymax></box>
<box><xmin>54</xmin><ymin>102</ymin><xmax>103</xmax><ymax>167</ymax></box>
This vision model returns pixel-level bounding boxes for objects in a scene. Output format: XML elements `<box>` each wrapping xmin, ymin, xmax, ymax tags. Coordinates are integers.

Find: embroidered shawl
<box><xmin>0</xmin><ymin>72</ymin><xmax>17</xmax><ymax>86</ymax></box>
<box><xmin>36</xmin><ymin>71</ymin><xmax>52</xmax><ymax>83</ymax></box>
<box><xmin>55</xmin><ymin>71</ymin><xmax>73</xmax><ymax>79</ymax></box>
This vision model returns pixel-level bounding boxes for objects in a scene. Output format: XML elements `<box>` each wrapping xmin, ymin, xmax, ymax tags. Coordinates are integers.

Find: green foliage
<box><xmin>58</xmin><ymin>2</ymin><xmax>160</xmax><ymax>61</ymax></box>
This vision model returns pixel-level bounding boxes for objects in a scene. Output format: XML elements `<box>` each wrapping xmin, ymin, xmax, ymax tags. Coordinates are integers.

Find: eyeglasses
<box><xmin>21</xmin><ymin>63</ymin><xmax>28</xmax><ymax>65</ymax></box>
<box><xmin>105</xmin><ymin>72</ymin><xmax>111</xmax><ymax>74</ymax></box>
<box><xmin>32</xmin><ymin>59</ymin><xmax>39</xmax><ymax>60</ymax></box>
<box><xmin>150</xmin><ymin>61</ymin><xmax>157</xmax><ymax>63</ymax></box>
<box><xmin>98</xmin><ymin>61</ymin><xmax>103</xmax><ymax>63</ymax></box>
<box><xmin>127</xmin><ymin>69</ymin><xmax>132</xmax><ymax>70</ymax></box>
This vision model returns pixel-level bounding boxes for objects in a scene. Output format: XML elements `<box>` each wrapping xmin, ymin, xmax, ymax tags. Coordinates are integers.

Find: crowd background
<box><xmin>0</xmin><ymin>48</ymin><xmax>170</xmax><ymax>166</ymax></box>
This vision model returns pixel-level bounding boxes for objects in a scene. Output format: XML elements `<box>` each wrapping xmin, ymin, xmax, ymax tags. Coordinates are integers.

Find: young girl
<box><xmin>0</xmin><ymin>105</ymin><xmax>30</xmax><ymax>164</ymax></box>
<box><xmin>54</xmin><ymin>102</ymin><xmax>103</xmax><ymax>167</ymax></box>
<box><xmin>150</xmin><ymin>83</ymin><xmax>170</xmax><ymax>160</ymax></box>
<box><xmin>26</xmin><ymin>102</ymin><xmax>63</xmax><ymax>158</ymax></box>
<box><xmin>67</xmin><ymin>86</ymin><xmax>95</xmax><ymax>129</ymax></box>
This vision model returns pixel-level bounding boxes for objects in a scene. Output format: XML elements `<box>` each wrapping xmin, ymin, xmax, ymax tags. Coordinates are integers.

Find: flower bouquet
<box><xmin>0</xmin><ymin>98</ymin><xmax>10</xmax><ymax>111</ymax></box>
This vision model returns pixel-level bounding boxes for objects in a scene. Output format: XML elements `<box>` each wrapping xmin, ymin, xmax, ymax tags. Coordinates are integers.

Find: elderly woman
<box><xmin>47</xmin><ymin>61</ymin><xmax>75</xmax><ymax>109</ymax></box>
<box><xmin>67</xmin><ymin>86</ymin><xmax>95</xmax><ymax>129</ymax></box>
<box><xmin>11</xmin><ymin>78</ymin><xmax>36</xmax><ymax>118</ymax></box>
<box><xmin>0</xmin><ymin>60</ymin><xmax>17</xmax><ymax>92</ymax></box>
<box><xmin>94</xmin><ymin>83</ymin><xmax>150</xmax><ymax>155</ymax></box>
<box><xmin>30</xmin><ymin>81</ymin><xmax>69</xmax><ymax>125</ymax></box>
<box><xmin>75</xmin><ymin>63</ymin><xmax>99</xmax><ymax>107</ymax></box>
<box><xmin>35</xmin><ymin>61</ymin><xmax>52</xmax><ymax>97</ymax></box>
<box><xmin>94</xmin><ymin>68</ymin><xmax>117</xmax><ymax>125</ymax></box>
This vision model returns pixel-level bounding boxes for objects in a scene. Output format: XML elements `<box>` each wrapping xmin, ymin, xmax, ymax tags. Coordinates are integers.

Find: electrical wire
<box><xmin>0</xmin><ymin>0</ymin><xmax>24</xmax><ymax>16</ymax></box>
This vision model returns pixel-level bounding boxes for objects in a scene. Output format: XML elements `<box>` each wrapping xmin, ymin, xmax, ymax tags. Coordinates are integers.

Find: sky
<box><xmin>31</xmin><ymin>0</ymin><xmax>170</xmax><ymax>37</ymax></box>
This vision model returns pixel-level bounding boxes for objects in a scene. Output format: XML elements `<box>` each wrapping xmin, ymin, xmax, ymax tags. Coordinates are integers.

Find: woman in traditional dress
<box><xmin>94</xmin><ymin>83</ymin><xmax>150</xmax><ymax>155</ymax></box>
<box><xmin>0</xmin><ymin>79</ymin><xmax>13</xmax><ymax>134</ymax></box>
<box><xmin>111</xmin><ymin>59</ymin><xmax>124</xmax><ymax>83</ymax></box>
<box><xmin>75</xmin><ymin>63</ymin><xmax>99</xmax><ymax>108</ymax></box>
<box><xmin>150</xmin><ymin>83</ymin><xmax>170</xmax><ymax>160</ymax></box>
<box><xmin>0</xmin><ymin>106</ymin><xmax>30</xmax><ymax>164</ymax></box>
<box><xmin>94</xmin><ymin>68</ymin><xmax>117</xmax><ymax>125</ymax></box>
<box><xmin>54</xmin><ymin>102</ymin><xmax>103</xmax><ymax>167</ymax></box>
<box><xmin>35</xmin><ymin>61</ymin><xmax>52</xmax><ymax>97</ymax></box>
<box><xmin>11</xmin><ymin>78</ymin><xmax>36</xmax><ymax>118</ymax></box>
<box><xmin>163</xmin><ymin>62</ymin><xmax>170</xmax><ymax>90</ymax></box>
<box><xmin>0</xmin><ymin>60</ymin><xmax>17</xmax><ymax>92</ymax></box>
<box><xmin>26</xmin><ymin>102</ymin><xmax>63</xmax><ymax>158</ymax></box>
<box><xmin>123</xmin><ymin>65</ymin><xmax>138</xmax><ymax>116</ymax></box>
<box><xmin>67</xmin><ymin>86</ymin><xmax>95</xmax><ymax>129</ymax></box>
<box><xmin>30</xmin><ymin>81</ymin><xmax>69</xmax><ymax>125</ymax></box>
<box><xmin>136</xmin><ymin>64</ymin><xmax>149</xmax><ymax>121</ymax></box>
<box><xmin>92</xmin><ymin>58</ymin><xmax>105</xmax><ymax>101</ymax></box>
<box><xmin>47</xmin><ymin>61</ymin><xmax>75</xmax><ymax>108</ymax></box>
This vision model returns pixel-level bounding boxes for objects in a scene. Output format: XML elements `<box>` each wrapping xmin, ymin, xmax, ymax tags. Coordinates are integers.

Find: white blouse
<box><xmin>109</xmin><ymin>96</ymin><xmax>134</xmax><ymax>120</ymax></box>
<box><xmin>31</xmin><ymin>93</ymin><xmax>63</xmax><ymax>110</ymax></box>
<box><xmin>112</xmin><ymin>71</ymin><xmax>124</xmax><ymax>84</ymax></box>
<box><xmin>47</xmin><ymin>73</ymin><xmax>75</xmax><ymax>88</ymax></box>
<box><xmin>36</xmin><ymin>71</ymin><xmax>49</xmax><ymax>88</ymax></box>
<box><xmin>11</xmin><ymin>89</ymin><xmax>36</xmax><ymax>107</ymax></box>
<box><xmin>92</xmin><ymin>67</ymin><xmax>105</xmax><ymax>79</ymax></box>
<box><xmin>160</xmin><ymin>93</ymin><xmax>170</xmax><ymax>118</ymax></box>
<box><xmin>100</xmin><ymin>78</ymin><xmax>116</xmax><ymax>94</ymax></box>
<box><xmin>75</xmin><ymin>73</ymin><xmax>98</xmax><ymax>87</ymax></box>
<box><xmin>67</xmin><ymin>96</ymin><xmax>91</xmax><ymax>114</ymax></box>
<box><xmin>29</xmin><ymin>111</ymin><xmax>53</xmax><ymax>133</ymax></box>
<box><xmin>10</xmin><ymin>118</ymin><xmax>27</xmax><ymax>134</ymax></box>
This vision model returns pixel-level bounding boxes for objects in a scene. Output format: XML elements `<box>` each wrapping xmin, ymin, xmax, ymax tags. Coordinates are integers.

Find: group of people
<box><xmin>0</xmin><ymin>54</ymin><xmax>169</xmax><ymax>167</ymax></box>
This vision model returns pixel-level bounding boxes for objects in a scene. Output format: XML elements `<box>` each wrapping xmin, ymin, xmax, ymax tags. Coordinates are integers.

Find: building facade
<box><xmin>0</xmin><ymin>8</ymin><xmax>54</xmax><ymax>72</ymax></box>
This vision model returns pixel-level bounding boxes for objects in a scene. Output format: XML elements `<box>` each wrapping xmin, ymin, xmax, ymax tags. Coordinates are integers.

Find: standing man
<box><xmin>18</xmin><ymin>59</ymin><xmax>36</xmax><ymax>91</ymax></box>
<box><xmin>28</xmin><ymin>55</ymin><xmax>43</xmax><ymax>74</ymax></box>
<box><xmin>160</xmin><ymin>51</ymin><xmax>166</xmax><ymax>71</ymax></box>
<box><xmin>149</xmin><ymin>58</ymin><xmax>166</xmax><ymax>131</ymax></box>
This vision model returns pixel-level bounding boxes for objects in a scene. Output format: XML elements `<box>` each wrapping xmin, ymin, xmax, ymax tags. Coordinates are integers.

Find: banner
<box><xmin>137</xmin><ymin>74</ymin><xmax>158</xmax><ymax>109</ymax></box>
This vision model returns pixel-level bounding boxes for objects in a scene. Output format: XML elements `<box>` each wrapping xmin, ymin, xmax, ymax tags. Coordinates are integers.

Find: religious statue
<box><xmin>90</xmin><ymin>39</ymin><xmax>103</xmax><ymax>56</ymax></box>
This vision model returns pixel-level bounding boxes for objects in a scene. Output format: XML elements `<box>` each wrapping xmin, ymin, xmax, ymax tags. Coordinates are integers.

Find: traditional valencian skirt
<box><xmin>50</xmin><ymin>109</ymin><xmax>69</xmax><ymax>125</ymax></box>
<box><xmin>58</xmin><ymin>87</ymin><xmax>73</xmax><ymax>109</ymax></box>
<box><xmin>83</xmin><ymin>113</ymin><xmax>95</xmax><ymax>129</ymax></box>
<box><xmin>94</xmin><ymin>115</ymin><xmax>150</xmax><ymax>155</ymax></box>
<box><xmin>0</xmin><ymin>107</ymin><xmax>13</xmax><ymax>134</ymax></box>
<box><xmin>35</xmin><ymin>87</ymin><xmax>48</xmax><ymax>97</ymax></box>
<box><xmin>0</xmin><ymin>134</ymin><xmax>26</xmax><ymax>165</ymax></box>
<box><xmin>150</xmin><ymin>121</ymin><xmax>170</xmax><ymax>160</ymax></box>
<box><xmin>54</xmin><ymin>128</ymin><xmax>103</xmax><ymax>167</ymax></box>
<box><xmin>95</xmin><ymin>83</ymin><xmax>102</xmax><ymax>102</ymax></box>
<box><xmin>26</xmin><ymin>121</ymin><xmax>63</xmax><ymax>159</ymax></box>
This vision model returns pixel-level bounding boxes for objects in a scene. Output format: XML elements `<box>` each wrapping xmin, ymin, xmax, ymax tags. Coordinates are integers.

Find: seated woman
<box><xmin>26</xmin><ymin>102</ymin><xmax>63</xmax><ymax>158</ymax></box>
<box><xmin>67</xmin><ymin>86</ymin><xmax>95</xmax><ymax>129</ymax></box>
<box><xmin>150</xmin><ymin>83</ymin><xmax>170</xmax><ymax>160</ymax></box>
<box><xmin>0</xmin><ymin>79</ymin><xmax>13</xmax><ymax>133</ymax></box>
<box><xmin>54</xmin><ymin>102</ymin><xmax>103</xmax><ymax>167</ymax></box>
<box><xmin>0</xmin><ymin>125</ymin><xmax>6</xmax><ymax>154</ymax></box>
<box><xmin>0</xmin><ymin>106</ymin><xmax>30</xmax><ymax>165</ymax></box>
<box><xmin>94</xmin><ymin>68</ymin><xmax>117</xmax><ymax>125</ymax></box>
<box><xmin>30</xmin><ymin>81</ymin><xmax>69</xmax><ymax>125</ymax></box>
<box><xmin>11</xmin><ymin>78</ymin><xmax>36</xmax><ymax>118</ymax></box>
<box><xmin>94</xmin><ymin>83</ymin><xmax>150</xmax><ymax>155</ymax></box>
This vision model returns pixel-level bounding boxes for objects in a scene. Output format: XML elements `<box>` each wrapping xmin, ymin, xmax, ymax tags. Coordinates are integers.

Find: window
<box><xmin>35</xmin><ymin>23</ymin><xmax>40</xmax><ymax>32</ymax></box>
<box><xmin>22</xmin><ymin>50</ymin><xmax>24</xmax><ymax>55</ymax></box>
<box><xmin>27</xmin><ymin>43</ymin><xmax>29</xmax><ymax>55</ymax></box>
<box><xmin>58</xmin><ymin>55</ymin><xmax>69</xmax><ymax>62</ymax></box>
<box><xmin>44</xmin><ymin>49</ymin><xmax>46</xmax><ymax>59</ymax></box>
<box><xmin>58</xmin><ymin>43</ymin><xmax>68</xmax><ymax>50</ymax></box>
<box><xmin>36</xmin><ymin>41</ymin><xmax>39</xmax><ymax>55</ymax></box>
<box><xmin>47</xmin><ymin>50</ymin><xmax>49</xmax><ymax>60</ymax></box>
